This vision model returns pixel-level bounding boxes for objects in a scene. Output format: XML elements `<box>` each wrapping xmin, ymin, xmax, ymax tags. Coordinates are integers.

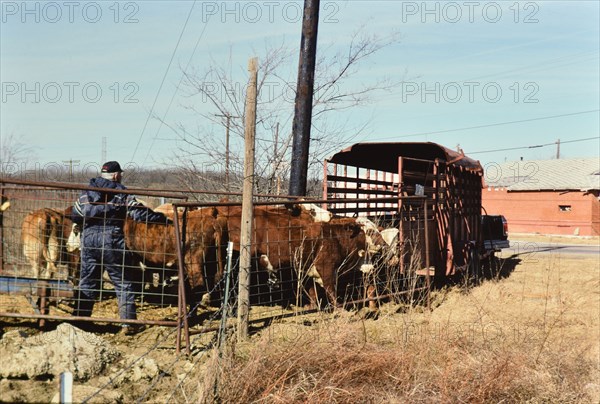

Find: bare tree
<box><xmin>165</xmin><ymin>29</ymin><xmax>402</xmax><ymax>196</ymax></box>
<box><xmin>1</xmin><ymin>132</ymin><xmax>38</xmax><ymax>177</ymax></box>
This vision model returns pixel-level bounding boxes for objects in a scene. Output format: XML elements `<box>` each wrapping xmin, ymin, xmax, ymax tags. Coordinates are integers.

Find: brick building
<box><xmin>482</xmin><ymin>158</ymin><xmax>600</xmax><ymax>236</ymax></box>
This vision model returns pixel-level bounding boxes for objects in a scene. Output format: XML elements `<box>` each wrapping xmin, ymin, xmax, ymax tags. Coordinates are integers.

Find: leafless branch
<box><xmin>163</xmin><ymin>26</ymin><xmax>403</xmax><ymax>195</ymax></box>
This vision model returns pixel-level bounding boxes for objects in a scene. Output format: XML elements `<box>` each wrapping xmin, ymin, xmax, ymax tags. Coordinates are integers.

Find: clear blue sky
<box><xmin>1</xmin><ymin>1</ymin><xmax>598</xmax><ymax>174</ymax></box>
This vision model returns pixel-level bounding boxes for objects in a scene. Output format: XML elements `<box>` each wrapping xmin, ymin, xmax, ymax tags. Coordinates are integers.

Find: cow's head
<box><xmin>258</xmin><ymin>254</ymin><xmax>279</xmax><ymax>288</ymax></box>
<box><xmin>304</xmin><ymin>203</ymin><xmax>332</xmax><ymax>222</ymax></box>
<box><xmin>354</xmin><ymin>217</ymin><xmax>386</xmax><ymax>255</ymax></box>
<box><xmin>344</xmin><ymin>222</ymin><xmax>363</xmax><ymax>239</ymax></box>
<box><xmin>66</xmin><ymin>223</ymin><xmax>81</xmax><ymax>253</ymax></box>
<box><xmin>286</xmin><ymin>202</ymin><xmax>333</xmax><ymax>223</ymax></box>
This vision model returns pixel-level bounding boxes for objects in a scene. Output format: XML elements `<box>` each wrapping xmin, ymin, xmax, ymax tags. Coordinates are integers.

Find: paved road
<box><xmin>506</xmin><ymin>240</ymin><xmax>600</xmax><ymax>257</ymax></box>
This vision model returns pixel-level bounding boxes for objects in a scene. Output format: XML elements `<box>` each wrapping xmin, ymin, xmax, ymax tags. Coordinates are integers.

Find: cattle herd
<box><xmin>18</xmin><ymin>201</ymin><xmax>403</xmax><ymax>316</ymax></box>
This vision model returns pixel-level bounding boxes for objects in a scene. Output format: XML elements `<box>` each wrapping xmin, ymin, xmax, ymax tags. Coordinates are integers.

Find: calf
<box><xmin>303</xmin><ymin>218</ymin><xmax>370</xmax><ymax>309</ymax></box>
<box><xmin>21</xmin><ymin>207</ymin><xmax>80</xmax><ymax>279</ymax></box>
<box><xmin>309</xmin><ymin>215</ymin><xmax>410</xmax><ymax>311</ymax></box>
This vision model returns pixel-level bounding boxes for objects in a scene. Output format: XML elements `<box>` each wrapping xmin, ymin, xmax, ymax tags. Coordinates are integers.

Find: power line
<box><xmin>469</xmin><ymin>136</ymin><xmax>599</xmax><ymax>155</ymax></box>
<box><xmin>463</xmin><ymin>50</ymin><xmax>599</xmax><ymax>82</ymax></box>
<box><xmin>141</xmin><ymin>1</ymin><xmax>211</xmax><ymax>167</ymax></box>
<box><xmin>130</xmin><ymin>1</ymin><xmax>197</xmax><ymax>163</ymax></box>
<box><xmin>374</xmin><ymin>109</ymin><xmax>599</xmax><ymax>140</ymax></box>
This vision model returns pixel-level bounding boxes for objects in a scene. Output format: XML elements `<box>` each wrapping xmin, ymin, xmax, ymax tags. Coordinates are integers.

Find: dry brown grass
<box><xmin>185</xmin><ymin>253</ymin><xmax>599</xmax><ymax>403</ymax></box>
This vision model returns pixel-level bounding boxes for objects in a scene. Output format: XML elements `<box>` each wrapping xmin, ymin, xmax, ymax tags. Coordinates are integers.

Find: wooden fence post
<box><xmin>0</xmin><ymin>184</ymin><xmax>5</xmax><ymax>272</ymax></box>
<box><xmin>237</xmin><ymin>57</ymin><xmax>258</xmax><ymax>341</ymax></box>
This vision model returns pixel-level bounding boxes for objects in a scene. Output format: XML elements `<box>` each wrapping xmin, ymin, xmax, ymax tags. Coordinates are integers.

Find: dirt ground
<box><xmin>510</xmin><ymin>232</ymin><xmax>600</xmax><ymax>245</ymax></box>
<box><xmin>1</xmin><ymin>248</ymin><xmax>598</xmax><ymax>403</ymax></box>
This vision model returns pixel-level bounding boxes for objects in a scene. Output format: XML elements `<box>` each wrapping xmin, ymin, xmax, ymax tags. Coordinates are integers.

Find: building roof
<box><xmin>484</xmin><ymin>157</ymin><xmax>600</xmax><ymax>191</ymax></box>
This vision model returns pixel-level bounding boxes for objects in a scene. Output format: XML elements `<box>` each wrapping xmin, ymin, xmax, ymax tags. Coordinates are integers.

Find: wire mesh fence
<box><xmin>198</xmin><ymin>199</ymin><xmax>430</xmax><ymax>321</ymax></box>
<box><xmin>0</xmin><ymin>179</ymin><xmax>191</xmax><ymax>328</ymax></box>
<box><xmin>1</xmin><ymin>179</ymin><xmax>430</xmax><ymax>347</ymax></box>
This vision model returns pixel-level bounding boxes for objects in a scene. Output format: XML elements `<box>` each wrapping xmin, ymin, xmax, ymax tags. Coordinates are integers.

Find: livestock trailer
<box><xmin>323</xmin><ymin>142</ymin><xmax>484</xmax><ymax>285</ymax></box>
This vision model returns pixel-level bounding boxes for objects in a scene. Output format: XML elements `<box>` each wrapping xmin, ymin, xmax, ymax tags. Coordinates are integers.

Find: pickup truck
<box><xmin>481</xmin><ymin>214</ymin><xmax>510</xmax><ymax>259</ymax></box>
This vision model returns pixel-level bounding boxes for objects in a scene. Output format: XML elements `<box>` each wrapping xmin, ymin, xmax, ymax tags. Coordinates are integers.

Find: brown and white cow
<box><xmin>21</xmin><ymin>207</ymin><xmax>80</xmax><ymax>279</ymax></box>
<box><xmin>123</xmin><ymin>207</ymin><xmax>227</xmax><ymax>303</ymax></box>
<box><xmin>215</xmin><ymin>204</ymin><xmax>321</xmax><ymax>285</ymax></box>
<box><xmin>216</xmin><ymin>204</ymin><xmax>384</xmax><ymax>309</ymax></box>
<box><xmin>303</xmin><ymin>217</ymin><xmax>372</xmax><ymax>309</ymax></box>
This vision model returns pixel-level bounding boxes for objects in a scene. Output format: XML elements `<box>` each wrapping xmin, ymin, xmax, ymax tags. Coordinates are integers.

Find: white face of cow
<box><xmin>301</xmin><ymin>203</ymin><xmax>332</xmax><ymax>222</ymax></box>
<box><xmin>380</xmin><ymin>228</ymin><xmax>399</xmax><ymax>247</ymax></box>
<box><xmin>306</xmin><ymin>264</ymin><xmax>324</xmax><ymax>287</ymax></box>
<box><xmin>354</xmin><ymin>217</ymin><xmax>384</xmax><ymax>255</ymax></box>
<box><xmin>258</xmin><ymin>254</ymin><xmax>279</xmax><ymax>287</ymax></box>
<box><xmin>355</xmin><ymin>216</ymin><xmax>377</xmax><ymax>230</ymax></box>
<box><xmin>66</xmin><ymin>223</ymin><xmax>81</xmax><ymax>253</ymax></box>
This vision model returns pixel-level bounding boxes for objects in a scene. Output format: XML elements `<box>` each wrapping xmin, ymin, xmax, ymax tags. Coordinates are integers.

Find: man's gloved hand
<box><xmin>108</xmin><ymin>200</ymin><xmax>127</xmax><ymax>214</ymax></box>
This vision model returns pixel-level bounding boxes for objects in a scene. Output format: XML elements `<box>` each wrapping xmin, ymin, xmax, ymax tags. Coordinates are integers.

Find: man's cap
<box><xmin>101</xmin><ymin>161</ymin><xmax>123</xmax><ymax>173</ymax></box>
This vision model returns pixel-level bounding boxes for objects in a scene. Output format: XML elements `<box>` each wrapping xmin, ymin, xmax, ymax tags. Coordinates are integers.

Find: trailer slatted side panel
<box><xmin>323</xmin><ymin>142</ymin><xmax>483</xmax><ymax>285</ymax></box>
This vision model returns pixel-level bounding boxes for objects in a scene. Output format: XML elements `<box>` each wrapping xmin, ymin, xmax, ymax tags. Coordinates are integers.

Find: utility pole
<box><xmin>62</xmin><ymin>159</ymin><xmax>80</xmax><ymax>182</ymax></box>
<box><xmin>289</xmin><ymin>0</ymin><xmax>320</xmax><ymax>197</ymax></box>
<box><xmin>215</xmin><ymin>114</ymin><xmax>238</xmax><ymax>191</ymax></box>
<box><xmin>556</xmin><ymin>138</ymin><xmax>561</xmax><ymax>159</ymax></box>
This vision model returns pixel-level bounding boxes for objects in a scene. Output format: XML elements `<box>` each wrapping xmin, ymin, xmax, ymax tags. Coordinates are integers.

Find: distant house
<box><xmin>482</xmin><ymin>158</ymin><xmax>600</xmax><ymax>236</ymax></box>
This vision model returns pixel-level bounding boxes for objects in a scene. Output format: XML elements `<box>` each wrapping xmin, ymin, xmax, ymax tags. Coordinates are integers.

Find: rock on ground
<box><xmin>0</xmin><ymin>323</ymin><xmax>120</xmax><ymax>381</ymax></box>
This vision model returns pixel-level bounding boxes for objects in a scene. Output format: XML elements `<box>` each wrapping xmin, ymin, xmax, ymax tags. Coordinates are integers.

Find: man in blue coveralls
<box><xmin>72</xmin><ymin>161</ymin><xmax>168</xmax><ymax>334</ymax></box>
